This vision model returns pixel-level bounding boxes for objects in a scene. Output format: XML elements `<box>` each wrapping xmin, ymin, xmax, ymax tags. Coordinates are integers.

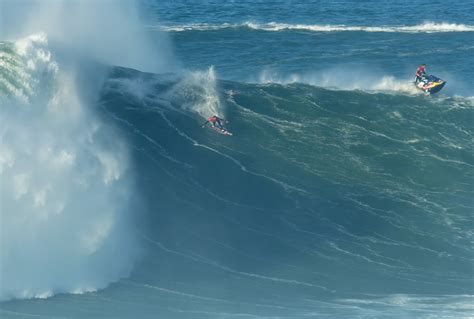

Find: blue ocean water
<box><xmin>1</xmin><ymin>0</ymin><xmax>473</xmax><ymax>318</ymax></box>
<box><xmin>146</xmin><ymin>0</ymin><xmax>474</xmax><ymax>94</ymax></box>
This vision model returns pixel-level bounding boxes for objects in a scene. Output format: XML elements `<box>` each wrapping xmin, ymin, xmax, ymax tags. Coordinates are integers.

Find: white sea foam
<box><xmin>158</xmin><ymin>21</ymin><xmax>474</xmax><ymax>33</ymax></box>
<box><xmin>0</xmin><ymin>0</ymin><xmax>175</xmax><ymax>300</ymax></box>
<box><xmin>0</xmin><ymin>33</ymin><xmax>138</xmax><ymax>302</ymax></box>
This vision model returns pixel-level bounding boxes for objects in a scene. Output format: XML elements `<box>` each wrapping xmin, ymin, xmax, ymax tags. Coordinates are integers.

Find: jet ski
<box><xmin>414</xmin><ymin>74</ymin><xmax>446</xmax><ymax>94</ymax></box>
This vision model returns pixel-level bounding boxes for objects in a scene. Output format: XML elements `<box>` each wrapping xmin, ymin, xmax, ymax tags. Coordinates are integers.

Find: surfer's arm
<box><xmin>202</xmin><ymin>120</ymin><xmax>209</xmax><ymax>128</ymax></box>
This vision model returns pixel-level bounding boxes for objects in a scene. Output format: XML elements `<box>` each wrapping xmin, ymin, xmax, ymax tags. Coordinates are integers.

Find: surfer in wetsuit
<box><xmin>203</xmin><ymin>115</ymin><xmax>226</xmax><ymax>129</ymax></box>
<box><xmin>415</xmin><ymin>64</ymin><xmax>427</xmax><ymax>83</ymax></box>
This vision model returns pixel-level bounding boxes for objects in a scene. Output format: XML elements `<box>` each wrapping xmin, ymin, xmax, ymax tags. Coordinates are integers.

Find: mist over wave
<box><xmin>162</xmin><ymin>67</ymin><xmax>224</xmax><ymax>118</ymax></box>
<box><xmin>1</xmin><ymin>0</ymin><xmax>176</xmax><ymax>73</ymax></box>
<box><xmin>0</xmin><ymin>32</ymin><xmax>139</xmax><ymax>301</ymax></box>
<box><xmin>0</xmin><ymin>0</ymin><xmax>175</xmax><ymax>302</ymax></box>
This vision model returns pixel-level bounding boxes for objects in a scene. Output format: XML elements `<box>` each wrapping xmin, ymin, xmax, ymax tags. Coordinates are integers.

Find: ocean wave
<box><xmin>2</xmin><ymin>57</ymin><xmax>473</xmax><ymax>315</ymax></box>
<box><xmin>101</xmin><ymin>66</ymin><xmax>474</xmax><ymax>299</ymax></box>
<box><xmin>157</xmin><ymin>21</ymin><xmax>474</xmax><ymax>33</ymax></box>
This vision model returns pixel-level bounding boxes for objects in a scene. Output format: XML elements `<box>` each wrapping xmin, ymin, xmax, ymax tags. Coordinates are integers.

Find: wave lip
<box><xmin>158</xmin><ymin>21</ymin><xmax>474</xmax><ymax>33</ymax></box>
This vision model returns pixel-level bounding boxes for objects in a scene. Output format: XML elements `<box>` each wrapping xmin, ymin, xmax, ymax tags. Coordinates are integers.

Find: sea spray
<box><xmin>157</xmin><ymin>66</ymin><xmax>224</xmax><ymax>118</ymax></box>
<box><xmin>0</xmin><ymin>34</ymin><xmax>137</xmax><ymax>302</ymax></box>
<box><xmin>0</xmin><ymin>0</ymin><xmax>179</xmax><ymax>301</ymax></box>
<box><xmin>0</xmin><ymin>0</ymin><xmax>177</xmax><ymax>74</ymax></box>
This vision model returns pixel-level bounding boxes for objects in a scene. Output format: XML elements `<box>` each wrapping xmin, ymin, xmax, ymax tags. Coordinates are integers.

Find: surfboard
<box><xmin>208</xmin><ymin>125</ymin><xmax>233</xmax><ymax>136</ymax></box>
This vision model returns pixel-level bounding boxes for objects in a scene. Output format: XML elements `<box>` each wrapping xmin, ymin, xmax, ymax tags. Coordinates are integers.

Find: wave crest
<box><xmin>158</xmin><ymin>21</ymin><xmax>474</xmax><ymax>33</ymax></box>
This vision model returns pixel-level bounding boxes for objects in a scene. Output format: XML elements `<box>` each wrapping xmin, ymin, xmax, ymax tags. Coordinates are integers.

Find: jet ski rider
<box><xmin>415</xmin><ymin>64</ymin><xmax>427</xmax><ymax>83</ymax></box>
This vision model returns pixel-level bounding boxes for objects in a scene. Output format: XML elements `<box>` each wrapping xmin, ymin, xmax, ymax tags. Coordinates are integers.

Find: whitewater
<box><xmin>1</xmin><ymin>0</ymin><xmax>473</xmax><ymax>318</ymax></box>
<box><xmin>157</xmin><ymin>21</ymin><xmax>474</xmax><ymax>33</ymax></box>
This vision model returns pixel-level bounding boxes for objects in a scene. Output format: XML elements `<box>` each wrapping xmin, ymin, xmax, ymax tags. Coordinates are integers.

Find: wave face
<box><xmin>3</xmin><ymin>65</ymin><xmax>472</xmax><ymax>317</ymax></box>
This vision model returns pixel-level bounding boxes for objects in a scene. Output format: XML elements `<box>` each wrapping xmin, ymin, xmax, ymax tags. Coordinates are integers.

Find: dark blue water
<box><xmin>144</xmin><ymin>0</ymin><xmax>474</xmax><ymax>26</ymax></box>
<box><xmin>144</xmin><ymin>0</ymin><xmax>474</xmax><ymax>95</ymax></box>
<box><xmin>1</xmin><ymin>0</ymin><xmax>473</xmax><ymax>318</ymax></box>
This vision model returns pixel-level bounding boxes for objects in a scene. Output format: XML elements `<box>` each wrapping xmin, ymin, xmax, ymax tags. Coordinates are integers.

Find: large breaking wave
<box><xmin>0</xmin><ymin>0</ymin><xmax>175</xmax><ymax>302</ymax></box>
<box><xmin>1</xmin><ymin>50</ymin><xmax>473</xmax><ymax>316</ymax></box>
<box><xmin>1</xmin><ymin>2</ymin><xmax>473</xmax><ymax>317</ymax></box>
<box><xmin>0</xmin><ymin>32</ymin><xmax>139</xmax><ymax>301</ymax></box>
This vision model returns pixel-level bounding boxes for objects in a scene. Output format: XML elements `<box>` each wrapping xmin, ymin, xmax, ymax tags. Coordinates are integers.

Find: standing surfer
<box><xmin>202</xmin><ymin>115</ymin><xmax>227</xmax><ymax>129</ymax></box>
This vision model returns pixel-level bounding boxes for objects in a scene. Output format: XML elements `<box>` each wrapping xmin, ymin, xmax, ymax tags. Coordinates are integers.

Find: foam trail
<box><xmin>258</xmin><ymin>68</ymin><xmax>420</xmax><ymax>94</ymax></box>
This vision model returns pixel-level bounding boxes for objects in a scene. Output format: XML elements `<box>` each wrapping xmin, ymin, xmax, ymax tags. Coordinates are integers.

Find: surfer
<box><xmin>202</xmin><ymin>115</ymin><xmax>226</xmax><ymax>129</ymax></box>
<box><xmin>415</xmin><ymin>64</ymin><xmax>427</xmax><ymax>84</ymax></box>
